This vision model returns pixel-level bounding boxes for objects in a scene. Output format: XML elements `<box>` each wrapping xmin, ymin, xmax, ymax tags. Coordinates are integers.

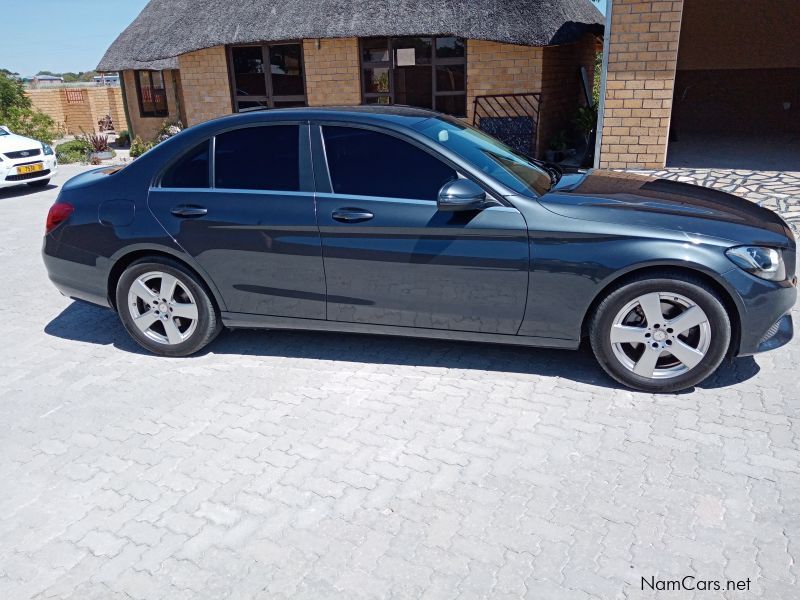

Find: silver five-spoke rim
<box><xmin>127</xmin><ymin>271</ymin><xmax>198</xmax><ymax>346</ymax></box>
<box><xmin>610</xmin><ymin>292</ymin><xmax>711</xmax><ymax>380</ymax></box>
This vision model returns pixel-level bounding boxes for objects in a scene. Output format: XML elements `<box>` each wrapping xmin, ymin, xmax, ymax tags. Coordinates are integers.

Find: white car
<box><xmin>0</xmin><ymin>125</ymin><xmax>58</xmax><ymax>189</ymax></box>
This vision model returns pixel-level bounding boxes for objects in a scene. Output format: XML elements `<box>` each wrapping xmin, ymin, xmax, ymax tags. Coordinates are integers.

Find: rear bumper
<box><xmin>42</xmin><ymin>235</ymin><xmax>111</xmax><ymax>308</ymax></box>
<box><xmin>723</xmin><ymin>268</ymin><xmax>797</xmax><ymax>356</ymax></box>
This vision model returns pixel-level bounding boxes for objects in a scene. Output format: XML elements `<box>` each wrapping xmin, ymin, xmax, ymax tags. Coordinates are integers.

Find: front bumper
<box><xmin>754</xmin><ymin>313</ymin><xmax>793</xmax><ymax>353</ymax></box>
<box><xmin>723</xmin><ymin>268</ymin><xmax>797</xmax><ymax>356</ymax></box>
<box><xmin>0</xmin><ymin>155</ymin><xmax>58</xmax><ymax>188</ymax></box>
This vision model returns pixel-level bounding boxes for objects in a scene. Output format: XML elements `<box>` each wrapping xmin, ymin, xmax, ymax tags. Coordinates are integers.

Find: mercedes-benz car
<box><xmin>0</xmin><ymin>125</ymin><xmax>58</xmax><ymax>189</ymax></box>
<box><xmin>42</xmin><ymin>107</ymin><xmax>796</xmax><ymax>392</ymax></box>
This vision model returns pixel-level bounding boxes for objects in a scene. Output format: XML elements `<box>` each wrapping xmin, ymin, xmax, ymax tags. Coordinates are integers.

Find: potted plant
<box><xmin>573</xmin><ymin>104</ymin><xmax>598</xmax><ymax>167</ymax></box>
<box><xmin>85</xmin><ymin>132</ymin><xmax>114</xmax><ymax>161</ymax></box>
<box><xmin>546</xmin><ymin>130</ymin><xmax>570</xmax><ymax>163</ymax></box>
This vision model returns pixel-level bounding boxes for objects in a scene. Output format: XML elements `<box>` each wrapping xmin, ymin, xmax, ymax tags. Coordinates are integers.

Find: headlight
<box><xmin>42</xmin><ymin>143</ymin><xmax>54</xmax><ymax>156</ymax></box>
<box><xmin>726</xmin><ymin>246</ymin><xmax>786</xmax><ymax>281</ymax></box>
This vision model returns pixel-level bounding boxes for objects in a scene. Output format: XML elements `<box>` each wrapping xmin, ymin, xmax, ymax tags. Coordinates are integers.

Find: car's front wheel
<box><xmin>116</xmin><ymin>258</ymin><xmax>221</xmax><ymax>357</ymax></box>
<box><xmin>590</xmin><ymin>273</ymin><xmax>731</xmax><ymax>393</ymax></box>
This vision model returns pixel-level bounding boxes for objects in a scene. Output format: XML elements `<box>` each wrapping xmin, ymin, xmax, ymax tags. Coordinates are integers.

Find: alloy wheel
<box><xmin>609</xmin><ymin>292</ymin><xmax>711</xmax><ymax>380</ymax></box>
<box><xmin>126</xmin><ymin>271</ymin><xmax>199</xmax><ymax>345</ymax></box>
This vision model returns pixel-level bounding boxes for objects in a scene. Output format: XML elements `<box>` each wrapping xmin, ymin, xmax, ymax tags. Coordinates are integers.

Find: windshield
<box><xmin>0</xmin><ymin>128</ymin><xmax>9</xmax><ymax>136</ymax></box>
<box><xmin>414</xmin><ymin>115</ymin><xmax>553</xmax><ymax>197</ymax></box>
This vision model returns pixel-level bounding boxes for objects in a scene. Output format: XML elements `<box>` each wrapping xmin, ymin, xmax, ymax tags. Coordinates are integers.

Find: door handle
<box><xmin>171</xmin><ymin>205</ymin><xmax>208</xmax><ymax>218</ymax></box>
<box><xmin>332</xmin><ymin>208</ymin><xmax>374</xmax><ymax>223</ymax></box>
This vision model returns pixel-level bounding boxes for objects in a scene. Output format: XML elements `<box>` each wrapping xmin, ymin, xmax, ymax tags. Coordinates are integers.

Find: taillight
<box><xmin>46</xmin><ymin>202</ymin><xmax>74</xmax><ymax>234</ymax></box>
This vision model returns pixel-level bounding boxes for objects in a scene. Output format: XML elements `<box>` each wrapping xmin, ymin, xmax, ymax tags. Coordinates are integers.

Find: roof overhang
<box><xmin>98</xmin><ymin>0</ymin><xmax>604</xmax><ymax>72</ymax></box>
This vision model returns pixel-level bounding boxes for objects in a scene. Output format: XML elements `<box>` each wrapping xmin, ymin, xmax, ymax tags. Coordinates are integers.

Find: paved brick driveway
<box><xmin>1</xmin><ymin>165</ymin><xmax>798</xmax><ymax>599</ymax></box>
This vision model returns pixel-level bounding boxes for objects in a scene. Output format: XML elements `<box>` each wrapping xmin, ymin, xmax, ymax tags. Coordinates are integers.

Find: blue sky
<box><xmin>0</xmin><ymin>0</ymin><xmax>606</xmax><ymax>75</ymax></box>
<box><xmin>0</xmin><ymin>0</ymin><xmax>150</xmax><ymax>75</ymax></box>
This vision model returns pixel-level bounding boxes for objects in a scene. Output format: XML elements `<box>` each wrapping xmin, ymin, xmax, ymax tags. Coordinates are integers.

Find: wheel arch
<box><xmin>107</xmin><ymin>248</ymin><xmax>227</xmax><ymax>312</ymax></box>
<box><xmin>580</xmin><ymin>264</ymin><xmax>743</xmax><ymax>357</ymax></box>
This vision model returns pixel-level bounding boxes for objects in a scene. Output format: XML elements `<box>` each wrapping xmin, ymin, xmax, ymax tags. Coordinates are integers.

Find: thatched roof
<box><xmin>102</xmin><ymin>57</ymin><xmax>179</xmax><ymax>72</ymax></box>
<box><xmin>98</xmin><ymin>0</ymin><xmax>603</xmax><ymax>71</ymax></box>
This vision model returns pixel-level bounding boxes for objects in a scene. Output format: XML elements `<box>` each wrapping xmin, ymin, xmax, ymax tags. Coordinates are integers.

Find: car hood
<box><xmin>539</xmin><ymin>169</ymin><xmax>793</xmax><ymax>247</ymax></box>
<box><xmin>0</xmin><ymin>132</ymin><xmax>43</xmax><ymax>154</ymax></box>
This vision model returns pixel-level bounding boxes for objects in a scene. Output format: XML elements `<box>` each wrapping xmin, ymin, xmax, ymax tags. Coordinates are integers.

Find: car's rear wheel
<box><xmin>590</xmin><ymin>274</ymin><xmax>731</xmax><ymax>393</ymax></box>
<box><xmin>116</xmin><ymin>258</ymin><xmax>221</xmax><ymax>357</ymax></box>
<box><xmin>27</xmin><ymin>179</ymin><xmax>50</xmax><ymax>188</ymax></box>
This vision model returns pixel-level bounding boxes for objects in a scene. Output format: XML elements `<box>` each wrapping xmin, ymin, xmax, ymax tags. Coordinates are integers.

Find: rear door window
<box><xmin>322</xmin><ymin>126</ymin><xmax>456</xmax><ymax>201</ymax></box>
<box><xmin>161</xmin><ymin>141</ymin><xmax>210</xmax><ymax>188</ymax></box>
<box><xmin>214</xmin><ymin>125</ymin><xmax>300</xmax><ymax>191</ymax></box>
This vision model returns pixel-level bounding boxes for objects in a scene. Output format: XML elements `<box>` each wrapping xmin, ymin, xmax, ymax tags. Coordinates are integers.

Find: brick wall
<box><xmin>178</xmin><ymin>46</ymin><xmax>232</xmax><ymax>126</ymax></box>
<box><xmin>26</xmin><ymin>87</ymin><xmax>127</xmax><ymax>136</ymax></box>
<box><xmin>538</xmin><ymin>35</ymin><xmax>602</xmax><ymax>157</ymax></box>
<box><xmin>88</xmin><ymin>87</ymin><xmax>128</xmax><ymax>134</ymax></box>
<box><xmin>122</xmin><ymin>70</ymin><xmax>184</xmax><ymax>142</ymax></box>
<box><xmin>26</xmin><ymin>89</ymin><xmax>67</xmax><ymax>131</ymax></box>
<box><xmin>598</xmin><ymin>0</ymin><xmax>684</xmax><ymax>169</ymax></box>
<box><xmin>303</xmin><ymin>38</ymin><xmax>362</xmax><ymax>106</ymax></box>
<box><xmin>117</xmin><ymin>38</ymin><xmax>594</xmax><ymax>158</ymax></box>
<box><xmin>169</xmin><ymin>39</ymin><xmax>552</xmax><ymax>141</ymax></box>
<box><xmin>466</xmin><ymin>40</ymin><xmax>544</xmax><ymax>125</ymax></box>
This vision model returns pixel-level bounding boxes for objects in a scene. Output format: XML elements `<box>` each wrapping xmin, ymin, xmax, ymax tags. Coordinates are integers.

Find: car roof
<box><xmin>196</xmin><ymin>105</ymin><xmax>440</xmax><ymax>132</ymax></box>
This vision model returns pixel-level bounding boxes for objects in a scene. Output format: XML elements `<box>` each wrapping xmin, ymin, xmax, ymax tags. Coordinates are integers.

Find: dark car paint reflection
<box><xmin>42</xmin><ymin>107</ymin><xmax>796</xmax><ymax>360</ymax></box>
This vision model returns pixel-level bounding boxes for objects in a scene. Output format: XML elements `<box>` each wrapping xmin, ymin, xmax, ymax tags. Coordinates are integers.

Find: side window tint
<box><xmin>322</xmin><ymin>126</ymin><xmax>457</xmax><ymax>200</ymax></box>
<box><xmin>161</xmin><ymin>141</ymin><xmax>210</xmax><ymax>188</ymax></box>
<box><xmin>215</xmin><ymin>125</ymin><xmax>300</xmax><ymax>191</ymax></box>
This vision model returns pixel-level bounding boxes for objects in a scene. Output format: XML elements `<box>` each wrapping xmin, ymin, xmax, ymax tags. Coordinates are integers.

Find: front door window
<box><xmin>322</xmin><ymin>126</ymin><xmax>456</xmax><ymax>200</ymax></box>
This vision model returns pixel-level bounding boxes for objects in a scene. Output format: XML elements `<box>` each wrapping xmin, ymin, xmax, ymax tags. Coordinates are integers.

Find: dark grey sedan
<box><xmin>43</xmin><ymin>107</ymin><xmax>796</xmax><ymax>392</ymax></box>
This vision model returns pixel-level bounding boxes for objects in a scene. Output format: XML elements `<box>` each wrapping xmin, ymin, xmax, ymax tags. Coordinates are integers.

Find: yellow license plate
<box><xmin>17</xmin><ymin>163</ymin><xmax>44</xmax><ymax>175</ymax></box>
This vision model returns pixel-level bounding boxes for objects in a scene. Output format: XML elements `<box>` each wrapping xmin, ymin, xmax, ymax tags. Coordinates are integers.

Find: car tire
<box><xmin>116</xmin><ymin>257</ymin><xmax>221</xmax><ymax>357</ymax></box>
<box><xmin>590</xmin><ymin>273</ymin><xmax>731</xmax><ymax>393</ymax></box>
<box><xmin>27</xmin><ymin>179</ymin><xmax>50</xmax><ymax>188</ymax></box>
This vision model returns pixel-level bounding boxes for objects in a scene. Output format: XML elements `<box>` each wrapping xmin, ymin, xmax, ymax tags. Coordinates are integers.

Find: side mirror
<box><xmin>437</xmin><ymin>179</ymin><xmax>487</xmax><ymax>212</ymax></box>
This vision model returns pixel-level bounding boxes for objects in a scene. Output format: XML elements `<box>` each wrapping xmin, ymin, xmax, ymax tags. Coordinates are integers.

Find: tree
<box><xmin>33</xmin><ymin>69</ymin><xmax>99</xmax><ymax>83</ymax></box>
<box><xmin>0</xmin><ymin>70</ymin><xmax>30</xmax><ymax>112</ymax></box>
<box><xmin>0</xmin><ymin>70</ymin><xmax>59</xmax><ymax>144</ymax></box>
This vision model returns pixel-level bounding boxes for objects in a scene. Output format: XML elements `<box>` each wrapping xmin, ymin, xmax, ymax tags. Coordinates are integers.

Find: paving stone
<box><xmin>76</xmin><ymin>531</ymin><xmax>127</xmax><ymax>558</ymax></box>
<box><xmin>0</xmin><ymin>164</ymin><xmax>797</xmax><ymax>599</ymax></box>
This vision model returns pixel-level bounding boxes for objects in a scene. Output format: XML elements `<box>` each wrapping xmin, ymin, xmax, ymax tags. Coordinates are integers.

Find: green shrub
<box><xmin>549</xmin><ymin>130</ymin><xmax>569</xmax><ymax>152</ymax></box>
<box><xmin>117</xmin><ymin>130</ymin><xmax>130</xmax><ymax>147</ymax></box>
<box><xmin>129</xmin><ymin>136</ymin><xmax>155</xmax><ymax>158</ymax></box>
<box><xmin>574</xmin><ymin>105</ymin><xmax>598</xmax><ymax>143</ymax></box>
<box><xmin>56</xmin><ymin>138</ymin><xmax>92</xmax><ymax>164</ymax></box>
<box><xmin>157</xmin><ymin>119</ymin><xmax>183</xmax><ymax>142</ymax></box>
<box><xmin>56</xmin><ymin>150</ymin><xmax>85</xmax><ymax>164</ymax></box>
<box><xmin>0</xmin><ymin>70</ymin><xmax>27</xmax><ymax>110</ymax></box>
<box><xmin>3</xmin><ymin>106</ymin><xmax>60</xmax><ymax>145</ymax></box>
